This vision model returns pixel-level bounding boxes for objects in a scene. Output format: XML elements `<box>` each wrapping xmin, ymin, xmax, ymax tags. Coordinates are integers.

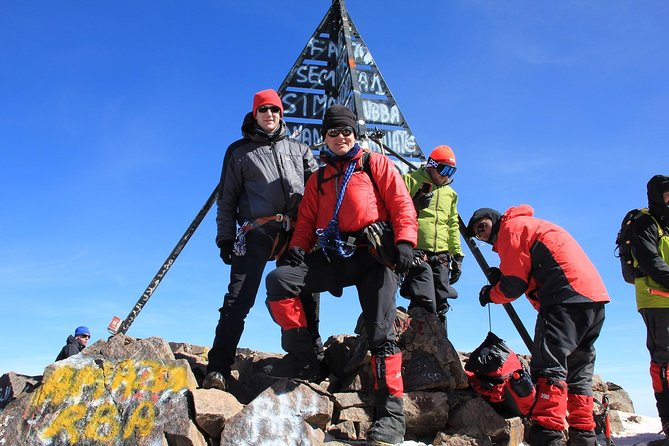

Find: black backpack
<box><xmin>464</xmin><ymin>332</ymin><xmax>535</xmax><ymax>417</ymax></box>
<box><xmin>615</xmin><ymin>209</ymin><xmax>643</xmax><ymax>284</ymax></box>
<box><xmin>614</xmin><ymin>208</ymin><xmax>665</xmax><ymax>284</ymax></box>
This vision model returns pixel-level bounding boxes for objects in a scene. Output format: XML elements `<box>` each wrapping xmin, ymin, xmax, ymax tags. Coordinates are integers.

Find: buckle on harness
<box><xmin>274</xmin><ymin>214</ymin><xmax>285</xmax><ymax>222</ymax></box>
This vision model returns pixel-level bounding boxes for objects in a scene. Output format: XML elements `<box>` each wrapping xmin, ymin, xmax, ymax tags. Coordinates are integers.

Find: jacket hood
<box><xmin>647</xmin><ymin>175</ymin><xmax>669</xmax><ymax>224</ymax></box>
<box><xmin>241</xmin><ymin>111</ymin><xmax>256</xmax><ymax>136</ymax></box>
<box><xmin>502</xmin><ymin>204</ymin><xmax>534</xmax><ymax>220</ymax></box>
<box><xmin>466</xmin><ymin>207</ymin><xmax>502</xmax><ymax>243</ymax></box>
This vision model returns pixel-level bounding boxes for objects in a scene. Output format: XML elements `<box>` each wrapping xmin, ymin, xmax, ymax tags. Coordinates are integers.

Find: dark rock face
<box><xmin>0</xmin><ymin>372</ymin><xmax>40</xmax><ymax>409</ymax></box>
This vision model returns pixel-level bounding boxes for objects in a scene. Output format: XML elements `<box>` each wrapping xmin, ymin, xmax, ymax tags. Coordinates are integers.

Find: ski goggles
<box><xmin>427</xmin><ymin>158</ymin><xmax>457</xmax><ymax>177</ymax></box>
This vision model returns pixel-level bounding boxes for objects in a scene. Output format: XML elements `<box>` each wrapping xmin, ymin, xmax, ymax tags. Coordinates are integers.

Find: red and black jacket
<box><xmin>291</xmin><ymin>148</ymin><xmax>417</xmax><ymax>253</ymax></box>
<box><xmin>490</xmin><ymin>205</ymin><xmax>610</xmax><ymax>309</ymax></box>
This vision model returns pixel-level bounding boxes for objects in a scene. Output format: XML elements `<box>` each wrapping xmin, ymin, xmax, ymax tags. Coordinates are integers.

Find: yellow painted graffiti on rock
<box><xmin>29</xmin><ymin>358</ymin><xmax>187</xmax><ymax>444</ymax></box>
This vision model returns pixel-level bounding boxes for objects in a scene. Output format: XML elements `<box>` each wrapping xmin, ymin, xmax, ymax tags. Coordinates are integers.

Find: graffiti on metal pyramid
<box><xmin>277</xmin><ymin>0</ymin><xmax>426</xmax><ymax>169</ymax></box>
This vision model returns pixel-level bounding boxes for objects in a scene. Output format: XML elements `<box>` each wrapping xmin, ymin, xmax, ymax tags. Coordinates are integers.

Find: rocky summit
<box><xmin>0</xmin><ymin>308</ymin><xmax>635</xmax><ymax>446</ymax></box>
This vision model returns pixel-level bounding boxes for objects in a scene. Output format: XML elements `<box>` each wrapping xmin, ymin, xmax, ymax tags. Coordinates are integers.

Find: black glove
<box><xmin>479</xmin><ymin>285</ymin><xmax>492</xmax><ymax>307</ymax></box>
<box><xmin>394</xmin><ymin>242</ymin><xmax>414</xmax><ymax>274</ymax></box>
<box><xmin>278</xmin><ymin>246</ymin><xmax>305</xmax><ymax>267</ymax></box>
<box><xmin>412</xmin><ymin>189</ymin><xmax>433</xmax><ymax>211</ymax></box>
<box><xmin>486</xmin><ymin>267</ymin><xmax>502</xmax><ymax>286</ymax></box>
<box><xmin>219</xmin><ymin>240</ymin><xmax>234</xmax><ymax>265</ymax></box>
<box><xmin>449</xmin><ymin>254</ymin><xmax>463</xmax><ymax>284</ymax></box>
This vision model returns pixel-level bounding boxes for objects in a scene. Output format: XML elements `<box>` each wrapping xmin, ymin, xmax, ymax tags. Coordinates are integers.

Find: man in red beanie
<box><xmin>265</xmin><ymin>104</ymin><xmax>417</xmax><ymax>445</ymax></box>
<box><xmin>466</xmin><ymin>205</ymin><xmax>609</xmax><ymax>446</ymax></box>
<box><xmin>204</xmin><ymin>88</ymin><xmax>319</xmax><ymax>391</ymax></box>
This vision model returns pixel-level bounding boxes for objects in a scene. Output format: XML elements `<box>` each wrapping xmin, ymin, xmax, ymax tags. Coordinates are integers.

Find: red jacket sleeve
<box><xmin>490</xmin><ymin>229</ymin><xmax>531</xmax><ymax>304</ymax></box>
<box><xmin>291</xmin><ymin>173</ymin><xmax>319</xmax><ymax>252</ymax></box>
<box><xmin>369</xmin><ymin>153</ymin><xmax>417</xmax><ymax>246</ymax></box>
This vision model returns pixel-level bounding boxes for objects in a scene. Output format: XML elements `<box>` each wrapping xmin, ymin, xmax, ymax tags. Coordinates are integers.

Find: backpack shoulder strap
<box><xmin>640</xmin><ymin>208</ymin><xmax>665</xmax><ymax>237</ymax></box>
<box><xmin>360</xmin><ymin>151</ymin><xmax>379</xmax><ymax>193</ymax></box>
<box><xmin>316</xmin><ymin>150</ymin><xmax>378</xmax><ymax>195</ymax></box>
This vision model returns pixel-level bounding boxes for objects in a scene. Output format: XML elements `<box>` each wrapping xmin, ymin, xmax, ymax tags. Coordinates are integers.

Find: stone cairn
<box><xmin>0</xmin><ymin>308</ymin><xmax>634</xmax><ymax>446</ymax></box>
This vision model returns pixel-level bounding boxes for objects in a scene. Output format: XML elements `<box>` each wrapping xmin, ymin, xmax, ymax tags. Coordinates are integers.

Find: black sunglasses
<box><xmin>326</xmin><ymin>127</ymin><xmax>354</xmax><ymax>137</ymax></box>
<box><xmin>257</xmin><ymin>105</ymin><xmax>281</xmax><ymax>114</ymax></box>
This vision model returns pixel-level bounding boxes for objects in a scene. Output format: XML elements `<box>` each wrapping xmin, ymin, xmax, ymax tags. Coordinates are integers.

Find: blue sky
<box><xmin>1</xmin><ymin>1</ymin><xmax>667</xmax><ymax>417</ymax></box>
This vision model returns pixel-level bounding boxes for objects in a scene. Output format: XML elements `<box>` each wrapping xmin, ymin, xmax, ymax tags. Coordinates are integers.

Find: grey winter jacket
<box><xmin>216</xmin><ymin>114</ymin><xmax>318</xmax><ymax>246</ymax></box>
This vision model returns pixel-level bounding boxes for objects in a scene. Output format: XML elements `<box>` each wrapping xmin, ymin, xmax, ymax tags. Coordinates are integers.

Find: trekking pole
<box><xmin>108</xmin><ymin>185</ymin><xmax>219</xmax><ymax>336</ymax></box>
<box><xmin>366</xmin><ymin>131</ymin><xmax>534</xmax><ymax>352</ymax></box>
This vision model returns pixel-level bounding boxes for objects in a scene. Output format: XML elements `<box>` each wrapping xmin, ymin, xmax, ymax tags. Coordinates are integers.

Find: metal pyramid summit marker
<box><xmin>277</xmin><ymin>0</ymin><xmax>426</xmax><ymax>169</ymax></box>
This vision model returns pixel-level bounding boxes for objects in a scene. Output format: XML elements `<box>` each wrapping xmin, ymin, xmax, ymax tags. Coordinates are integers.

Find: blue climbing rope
<box><xmin>316</xmin><ymin>159</ymin><xmax>358</xmax><ymax>259</ymax></box>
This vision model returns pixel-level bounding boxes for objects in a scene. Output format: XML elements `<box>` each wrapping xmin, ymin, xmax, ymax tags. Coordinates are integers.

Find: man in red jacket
<box><xmin>266</xmin><ymin>104</ymin><xmax>417</xmax><ymax>446</ymax></box>
<box><xmin>466</xmin><ymin>205</ymin><xmax>610</xmax><ymax>446</ymax></box>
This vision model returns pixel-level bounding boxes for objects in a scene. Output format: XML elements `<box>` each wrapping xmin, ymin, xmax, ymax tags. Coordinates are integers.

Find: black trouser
<box><xmin>530</xmin><ymin>301</ymin><xmax>605</xmax><ymax>431</ymax></box>
<box><xmin>640</xmin><ymin>308</ymin><xmax>669</xmax><ymax>423</ymax></box>
<box><xmin>399</xmin><ymin>252</ymin><xmax>457</xmax><ymax>333</ymax></box>
<box><xmin>266</xmin><ymin>247</ymin><xmax>399</xmax><ymax>353</ymax></box>
<box><xmin>641</xmin><ymin>308</ymin><xmax>669</xmax><ymax>365</ymax></box>
<box><xmin>207</xmin><ymin>227</ymin><xmax>321</xmax><ymax>376</ymax></box>
<box><xmin>532</xmin><ymin>302</ymin><xmax>605</xmax><ymax>394</ymax></box>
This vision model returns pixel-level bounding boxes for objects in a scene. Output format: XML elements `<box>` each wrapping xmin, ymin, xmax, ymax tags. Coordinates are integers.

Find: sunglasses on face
<box><xmin>474</xmin><ymin>221</ymin><xmax>487</xmax><ymax>239</ymax></box>
<box><xmin>257</xmin><ymin>105</ymin><xmax>281</xmax><ymax>114</ymax></box>
<box><xmin>436</xmin><ymin>163</ymin><xmax>457</xmax><ymax>178</ymax></box>
<box><xmin>78</xmin><ymin>334</ymin><xmax>90</xmax><ymax>339</ymax></box>
<box><xmin>326</xmin><ymin>127</ymin><xmax>354</xmax><ymax>137</ymax></box>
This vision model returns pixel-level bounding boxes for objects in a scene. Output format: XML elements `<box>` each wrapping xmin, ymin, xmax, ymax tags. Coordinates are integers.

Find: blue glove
<box><xmin>479</xmin><ymin>285</ymin><xmax>492</xmax><ymax>307</ymax></box>
<box><xmin>278</xmin><ymin>246</ymin><xmax>305</xmax><ymax>267</ymax></box>
<box><xmin>219</xmin><ymin>240</ymin><xmax>234</xmax><ymax>265</ymax></box>
<box><xmin>395</xmin><ymin>242</ymin><xmax>414</xmax><ymax>273</ymax></box>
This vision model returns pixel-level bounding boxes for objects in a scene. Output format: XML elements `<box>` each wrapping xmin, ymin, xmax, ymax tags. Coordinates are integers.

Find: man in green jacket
<box><xmin>631</xmin><ymin>174</ymin><xmax>669</xmax><ymax>442</ymax></box>
<box><xmin>401</xmin><ymin>145</ymin><xmax>463</xmax><ymax>334</ymax></box>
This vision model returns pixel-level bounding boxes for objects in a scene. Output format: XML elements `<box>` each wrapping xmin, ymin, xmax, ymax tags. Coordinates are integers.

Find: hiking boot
<box><xmin>567</xmin><ymin>427</ymin><xmax>597</xmax><ymax>446</ymax></box>
<box><xmin>527</xmin><ymin>423</ymin><xmax>566</xmax><ymax>446</ymax></box>
<box><xmin>276</xmin><ymin>352</ymin><xmax>322</xmax><ymax>382</ymax></box>
<box><xmin>366</xmin><ymin>395</ymin><xmax>405</xmax><ymax>446</ymax></box>
<box><xmin>366</xmin><ymin>426</ymin><xmax>403</xmax><ymax>446</ymax></box>
<box><xmin>202</xmin><ymin>371</ymin><xmax>227</xmax><ymax>391</ymax></box>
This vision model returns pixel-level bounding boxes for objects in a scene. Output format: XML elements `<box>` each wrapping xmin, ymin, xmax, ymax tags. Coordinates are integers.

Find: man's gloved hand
<box><xmin>219</xmin><ymin>240</ymin><xmax>234</xmax><ymax>265</ymax></box>
<box><xmin>412</xmin><ymin>189</ymin><xmax>433</xmax><ymax>211</ymax></box>
<box><xmin>449</xmin><ymin>254</ymin><xmax>463</xmax><ymax>284</ymax></box>
<box><xmin>479</xmin><ymin>285</ymin><xmax>492</xmax><ymax>307</ymax></box>
<box><xmin>278</xmin><ymin>246</ymin><xmax>305</xmax><ymax>267</ymax></box>
<box><xmin>486</xmin><ymin>267</ymin><xmax>502</xmax><ymax>286</ymax></box>
<box><xmin>394</xmin><ymin>242</ymin><xmax>414</xmax><ymax>273</ymax></box>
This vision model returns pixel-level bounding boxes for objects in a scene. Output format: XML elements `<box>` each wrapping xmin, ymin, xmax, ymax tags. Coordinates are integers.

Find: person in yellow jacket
<box><xmin>401</xmin><ymin>145</ymin><xmax>464</xmax><ymax>335</ymax></box>
<box><xmin>631</xmin><ymin>174</ymin><xmax>669</xmax><ymax>440</ymax></box>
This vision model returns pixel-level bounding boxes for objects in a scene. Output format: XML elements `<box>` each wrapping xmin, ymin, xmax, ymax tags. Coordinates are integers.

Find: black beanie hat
<box><xmin>647</xmin><ymin>175</ymin><xmax>669</xmax><ymax>223</ymax></box>
<box><xmin>322</xmin><ymin>104</ymin><xmax>357</xmax><ymax>136</ymax></box>
<box><xmin>465</xmin><ymin>208</ymin><xmax>502</xmax><ymax>239</ymax></box>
